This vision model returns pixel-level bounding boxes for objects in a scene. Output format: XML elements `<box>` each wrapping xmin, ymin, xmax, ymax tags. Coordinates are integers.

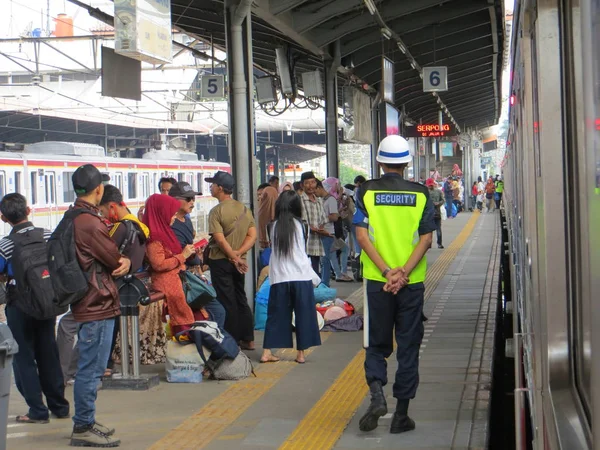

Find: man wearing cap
<box><xmin>300</xmin><ymin>171</ymin><xmax>328</xmax><ymax>275</ymax></box>
<box><xmin>426</xmin><ymin>178</ymin><xmax>445</xmax><ymax>249</ymax></box>
<box><xmin>69</xmin><ymin>164</ymin><xmax>131</xmax><ymax>447</ymax></box>
<box><xmin>353</xmin><ymin>135</ymin><xmax>435</xmax><ymax>435</ymax></box>
<box><xmin>205</xmin><ymin>171</ymin><xmax>257</xmax><ymax>349</ymax></box>
<box><xmin>169</xmin><ymin>181</ymin><xmax>203</xmax><ymax>270</ymax></box>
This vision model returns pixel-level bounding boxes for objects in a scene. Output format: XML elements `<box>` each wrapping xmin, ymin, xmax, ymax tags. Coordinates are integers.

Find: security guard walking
<box><xmin>353</xmin><ymin>134</ymin><xmax>436</xmax><ymax>434</ymax></box>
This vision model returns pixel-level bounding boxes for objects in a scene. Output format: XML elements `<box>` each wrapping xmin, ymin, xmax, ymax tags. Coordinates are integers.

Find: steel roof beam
<box><xmin>252</xmin><ymin>0</ymin><xmax>330</xmax><ymax>58</ymax></box>
<box><xmin>352</xmin><ymin>29</ymin><xmax>492</xmax><ymax>71</ymax></box>
<box><xmin>293</xmin><ymin>0</ymin><xmax>363</xmax><ymax>34</ymax></box>
<box><xmin>313</xmin><ymin>0</ymin><xmax>459</xmax><ymax>48</ymax></box>
<box><xmin>361</xmin><ymin>47</ymin><xmax>492</xmax><ymax>85</ymax></box>
<box><xmin>340</xmin><ymin>0</ymin><xmax>490</xmax><ymax>56</ymax></box>
<box><xmin>270</xmin><ymin>0</ymin><xmax>311</xmax><ymax>15</ymax></box>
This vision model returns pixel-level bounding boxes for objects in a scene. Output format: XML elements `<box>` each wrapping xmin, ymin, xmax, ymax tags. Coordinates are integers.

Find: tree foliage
<box><xmin>339</xmin><ymin>163</ymin><xmax>367</xmax><ymax>186</ymax></box>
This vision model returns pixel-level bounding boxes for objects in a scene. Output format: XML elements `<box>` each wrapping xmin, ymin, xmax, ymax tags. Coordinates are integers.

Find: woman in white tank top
<box><xmin>260</xmin><ymin>191</ymin><xmax>322</xmax><ymax>364</ymax></box>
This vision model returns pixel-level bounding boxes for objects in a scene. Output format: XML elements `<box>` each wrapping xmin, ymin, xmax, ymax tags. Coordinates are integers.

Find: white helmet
<box><xmin>376</xmin><ymin>135</ymin><xmax>412</xmax><ymax>164</ymax></box>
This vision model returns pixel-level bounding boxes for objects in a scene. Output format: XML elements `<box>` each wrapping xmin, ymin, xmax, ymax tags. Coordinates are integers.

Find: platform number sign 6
<box><xmin>423</xmin><ymin>67</ymin><xmax>448</xmax><ymax>92</ymax></box>
<box><xmin>201</xmin><ymin>75</ymin><xmax>225</xmax><ymax>99</ymax></box>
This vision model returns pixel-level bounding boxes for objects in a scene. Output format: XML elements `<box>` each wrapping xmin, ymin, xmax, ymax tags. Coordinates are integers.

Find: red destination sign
<box><xmin>404</xmin><ymin>123</ymin><xmax>456</xmax><ymax>138</ymax></box>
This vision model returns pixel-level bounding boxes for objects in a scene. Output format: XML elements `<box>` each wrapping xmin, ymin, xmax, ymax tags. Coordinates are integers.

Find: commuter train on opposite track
<box><xmin>501</xmin><ymin>0</ymin><xmax>599</xmax><ymax>449</ymax></box>
<box><xmin>0</xmin><ymin>141</ymin><xmax>231</xmax><ymax>238</ymax></box>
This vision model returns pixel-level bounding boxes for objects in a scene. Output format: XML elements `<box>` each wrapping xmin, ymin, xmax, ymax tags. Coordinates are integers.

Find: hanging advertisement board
<box><xmin>115</xmin><ymin>0</ymin><xmax>173</xmax><ymax>65</ymax></box>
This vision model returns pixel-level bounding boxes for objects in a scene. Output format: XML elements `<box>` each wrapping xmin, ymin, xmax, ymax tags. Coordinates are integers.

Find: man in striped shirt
<box><xmin>0</xmin><ymin>193</ymin><xmax>69</xmax><ymax>424</ymax></box>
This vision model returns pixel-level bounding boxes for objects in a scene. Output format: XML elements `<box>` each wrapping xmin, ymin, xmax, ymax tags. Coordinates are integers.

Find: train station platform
<box><xmin>6</xmin><ymin>210</ymin><xmax>500</xmax><ymax>450</ymax></box>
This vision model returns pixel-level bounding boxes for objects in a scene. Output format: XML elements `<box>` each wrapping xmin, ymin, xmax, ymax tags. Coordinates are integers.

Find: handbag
<box><xmin>202</xmin><ymin>207</ymin><xmax>248</xmax><ymax>264</ymax></box>
<box><xmin>180</xmin><ymin>271</ymin><xmax>217</xmax><ymax>310</ymax></box>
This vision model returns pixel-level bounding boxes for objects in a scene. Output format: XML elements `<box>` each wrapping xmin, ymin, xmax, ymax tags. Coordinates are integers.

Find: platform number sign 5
<box><xmin>423</xmin><ymin>67</ymin><xmax>448</xmax><ymax>92</ymax></box>
<box><xmin>201</xmin><ymin>75</ymin><xmax>225</xmax><ymax>99</ymax></box>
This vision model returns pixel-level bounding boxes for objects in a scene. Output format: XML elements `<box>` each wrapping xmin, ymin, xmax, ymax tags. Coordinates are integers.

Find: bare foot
<box><xmin>260</xmin><ymin>349</ymin><xmax>279</xmax><ymax>363</ymax></box>
<box><xmin>295</xmin><ymin>351</ymin><xmax>306</xmax><ymax>364</ymax></box>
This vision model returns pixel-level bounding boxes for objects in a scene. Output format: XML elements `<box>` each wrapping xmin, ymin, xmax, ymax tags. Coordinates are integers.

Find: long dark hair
<box><xmin>272</xmin><ymin>190</ymin><xmax>303</xmax><ymax>258</ymax></box>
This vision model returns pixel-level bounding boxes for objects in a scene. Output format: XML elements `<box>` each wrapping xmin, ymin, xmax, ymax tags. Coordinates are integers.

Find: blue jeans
<box><xmin>204</xmin><ymin>298</ymin><xmax>226</xmax><ymax>329</ymax></box>
<box><xmin>321</xmin><ymin>236</ymin><xmax>345</xmax><ymax>286</ymax></box>
<box><xmin>73</xmin><ymin>319</ymin><xmax>115</xmax><ymax>427</ymax></box>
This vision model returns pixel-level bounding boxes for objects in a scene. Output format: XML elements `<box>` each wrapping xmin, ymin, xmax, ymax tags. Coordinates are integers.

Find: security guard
<box><xmin>353</xmin><ymin>134</ymin><xmax>435</xmax><ymax>434</ymax></box>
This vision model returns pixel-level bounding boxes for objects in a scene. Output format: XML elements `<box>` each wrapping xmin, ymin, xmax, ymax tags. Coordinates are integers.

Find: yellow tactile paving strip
<box><xmin>278</xmin><ymin>212</ymin><xmax>481</xmax><ymax>450</ymax></box>
<box><xmin>148</xmin><ymin>336</ymin><xmax>330</xmax><ymax>450</ymax></box>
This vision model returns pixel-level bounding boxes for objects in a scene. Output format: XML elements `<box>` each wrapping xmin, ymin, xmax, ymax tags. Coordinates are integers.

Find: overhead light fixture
<box><xmin>364</xmin><ymin>0</ymin><xmax>377</xmax><ymax>15</ymax></box>
<box><xmin>410</xmin><ymin>61</ymin><xmax>416</xmax><ymax>70</ymax></box>
<box><xmin>432</xmin><ymin>92</ymin><xmax>438</xmax><ymax>97</ymax></box>
<box><xmin>381</xmin><ymin>27</ymin><xmax>392</xmax><ymax>40</ymax></box>
<box><xmin>419</xmin><ymin>72</ymin><xmax>423</xmax><ymax>79</ymax></box>
<box><xmin>397</xmin><ymin>42</ymin><xmax>407</xmax><ymax>54</ymax></box>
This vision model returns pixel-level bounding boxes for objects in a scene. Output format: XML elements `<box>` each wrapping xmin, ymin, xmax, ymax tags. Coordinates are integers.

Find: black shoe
<box><xmin>438</xmin><ymin>245</ymin><xmax>444</xmax><ymax>249</ymax></box>
<box><xmin>359</xmin><ymin>382</ymin><xmax>388</xmax><ymax>432</ymax></box>
<box><xmin>390</xmin><ymin>413</ymin><xmax>416</xmax><ymax>434</ymax></box>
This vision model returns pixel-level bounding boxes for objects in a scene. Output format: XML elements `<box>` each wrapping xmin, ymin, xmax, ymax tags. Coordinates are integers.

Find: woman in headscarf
<box><xmin>143</xmin><ymin>194</ymin><xmax>196</xmax><ymax>335</ymax></box>
<box><xmin>279</xmin><ymin>181</ymin><xmax>293</xmax><ymax>194</ymax></box>
<box><xmin>321</xmin><ymin>177</ymin><xmax>353</xmax><ymax>282</ymax></box>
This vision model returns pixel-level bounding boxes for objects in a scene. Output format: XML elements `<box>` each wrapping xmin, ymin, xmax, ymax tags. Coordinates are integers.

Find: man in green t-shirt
<box><xmin>205</xmin><ymin>171</ymin><xmax>257</xmax><ymax>350</ymax></box>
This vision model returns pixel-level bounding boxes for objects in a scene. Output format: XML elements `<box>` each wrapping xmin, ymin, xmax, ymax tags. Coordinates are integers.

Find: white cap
<box><xmin>376</xmin><ymin>135</ymin><xmax>412</xmax><ymax>164</ymax></box>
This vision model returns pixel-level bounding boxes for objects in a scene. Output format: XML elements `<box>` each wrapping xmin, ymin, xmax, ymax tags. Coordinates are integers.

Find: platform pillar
<box><xmin>225</xmin><ymin>0</ymin><xmax>256</xmax><ymax>303</ymax></box>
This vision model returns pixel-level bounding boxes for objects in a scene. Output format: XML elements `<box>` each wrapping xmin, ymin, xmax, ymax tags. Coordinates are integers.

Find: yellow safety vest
<box><xmin>360</xmin><ymin>180</ymin><xmax>429</xmax><ymax>284</ymax></box>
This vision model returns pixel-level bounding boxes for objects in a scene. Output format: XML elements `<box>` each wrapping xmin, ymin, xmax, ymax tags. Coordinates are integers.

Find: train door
<box><xmin>140</xmin><ymin>172</ymin><xmax>150</xmax><ymax>199</ymax></box>
<box><xmin>44</xmin><ymin>171</ymin><xmax>58</xmax><ymax>229</ymax></box>
<box><xmin>112</xmin><ymin>172</ymin><xmax>124</xmax><ymax>193</ymax></box>
<box><xmin>0</xmin><ymin>171</ymin><xmax>8</xmax><ymax>236</ymax></box>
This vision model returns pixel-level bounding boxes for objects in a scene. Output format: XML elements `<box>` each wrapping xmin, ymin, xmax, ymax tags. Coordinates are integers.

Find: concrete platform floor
<box><xmin>5</xmin><ymin>210</ymin><xmax>499</xmax><ymax>450</ymax></box>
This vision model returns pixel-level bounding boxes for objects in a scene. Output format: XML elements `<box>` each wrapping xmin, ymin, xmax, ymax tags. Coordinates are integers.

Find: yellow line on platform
<box><xmin>277</xmin><ymin>212</ymin><xmax>480</xmax><ymax>450</ymax></box>
<box><xmin>148</xmin><ymin>335</ymin><xmax>330</xmax><ymax>450</ymax></box>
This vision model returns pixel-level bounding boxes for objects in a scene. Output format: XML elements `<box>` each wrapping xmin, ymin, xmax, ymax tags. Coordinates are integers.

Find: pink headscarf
<box><xmin>279</xmin><ymin>181</ymin><xmax>293</xmax><ymax>194</ymax></box>
<box><xmin>322</xmin><ymin>177</ymin><xmax>340</xmax><ymax>200</ymax></box>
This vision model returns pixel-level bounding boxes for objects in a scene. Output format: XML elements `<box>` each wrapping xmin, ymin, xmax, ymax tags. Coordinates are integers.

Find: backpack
<box><xmin>188</xmin><ymin>322</ymin><xmax>255</xmax><ymax>380</ymax></box>
<box><xmin>8</xmin><ymin>228</ymin><xmax>68</xmax><ymax>320</ymax></box>
<box><xmin>116</xmin><ymin>219</ymin><xmax>147</xmax><ymax>255</ymax></box>
<box><xmin>47</xmin><ymin>208</ymin><xmax>97</xmax><ymax>308</ymax></box>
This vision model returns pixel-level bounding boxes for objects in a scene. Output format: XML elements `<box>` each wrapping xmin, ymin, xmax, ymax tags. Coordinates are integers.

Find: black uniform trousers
<box><xmin>364</xmin><ymin>281</ymin><xmax>425</xmax><ymax>400</ymax></box>
<box><xmin>6</xmin><ymin>304</ymin><xmax>70</xmax><ymax>420</ymax></box>
<box><xmin>208</xmin><ymin>258</ymin><xmax>254</xmax><ymax>343</ymax></box>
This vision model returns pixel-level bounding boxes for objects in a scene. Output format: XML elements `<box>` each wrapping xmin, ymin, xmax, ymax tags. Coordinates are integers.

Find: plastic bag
<box><xmin>440</xmin><ymin>205</ymin><xmax>447</xmax><ymax>221</ymax></box>
<box><xmin>165</xmin><ymin>340</ymin><xmax>208</xmax><ymax>383</ymax></box>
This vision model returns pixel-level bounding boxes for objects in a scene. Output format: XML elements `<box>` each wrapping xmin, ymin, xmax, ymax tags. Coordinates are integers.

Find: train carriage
<box><xmin>0</xmin><ymin>142</ymin><xmax>230</xmax><ymax>237</ymax></box>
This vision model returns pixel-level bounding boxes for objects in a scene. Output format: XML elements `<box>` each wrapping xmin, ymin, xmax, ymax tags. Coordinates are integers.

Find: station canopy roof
<box><xmin>172</xmin><ymin>0</ymin><xmax>505</xmax><ymax>131</ymax></box>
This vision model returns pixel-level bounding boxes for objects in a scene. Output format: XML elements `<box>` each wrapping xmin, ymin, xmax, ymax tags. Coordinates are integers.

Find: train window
<box><xmin>44</xmin><ymin>173</ymin><xmax>56</xmax><ymax>205</ymax></box>
<box><xmin>14</xmin><ymin>171</ymin><xmax>21</xmax><ymax>194</ymax></box>
<box><xmin>30</xmin><ymin>172</ymin><xmax>38</xmax><ymax>205</ymax></box>
<box><xmin>178</xmin><ymin>172</ymin><xmax>185</xmax><ymax>182</ymax></box>
<box><xmin>128</xmin><ymin>173</ymin><xmax>137</xmax><ymax>199</ymax></box>
<box><xmin>0</xmin><ymin>172</ymin><xmax>5</xmax><ymax>198</ymax></box>
<box><xmin>63</xmin><ymin>171</ymin><xmax>76</xmax><ymax>203</ymax></box>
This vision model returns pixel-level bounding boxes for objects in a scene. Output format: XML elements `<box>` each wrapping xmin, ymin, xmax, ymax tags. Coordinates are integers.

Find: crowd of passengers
<box><xmin>0</xmin><ymin>164</ymin><xmax>361</xmax><ymax>447</ymax></box>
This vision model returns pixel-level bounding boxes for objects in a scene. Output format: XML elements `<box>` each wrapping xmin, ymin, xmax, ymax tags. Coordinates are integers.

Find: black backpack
<box><xmin>116</xmin><ymin>219</ymin><xmax>147</xmax><ymax>255</ymax></box>
<box><xmin>8</xmin><ymin>228</ymin><xmax>68</xmax><ymax>320</ymax></box>
<box><xmin>47</xmin><ymin>208</ymin><xmax>97</xmax><ymax>308</ymax></box>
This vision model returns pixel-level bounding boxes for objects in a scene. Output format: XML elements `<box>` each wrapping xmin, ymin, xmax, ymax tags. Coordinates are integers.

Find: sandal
<box><xmin>103</xmin><ymin>368</ymin><xmax>113</xmax><ymax>378</ymax></box>
<box><xmin>16</xmin><ymin>415</ymin><xmax>49</xmax><ymax>424</ymax></box>
<box><xmin>294</xmin><ymin>359</ymin><xmax>306</xmax><ymax>364</ymax></box>
<box><xmin>259</xmin><ymin>356</ymin><xmax>280</xmax><ymax>364</ymax></box>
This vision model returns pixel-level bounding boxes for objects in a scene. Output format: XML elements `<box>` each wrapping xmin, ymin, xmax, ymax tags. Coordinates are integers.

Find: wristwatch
<box><xmin>382</xmin><ymin>267</ymin><xmax>391</xmax><ymax>278</ymax></box>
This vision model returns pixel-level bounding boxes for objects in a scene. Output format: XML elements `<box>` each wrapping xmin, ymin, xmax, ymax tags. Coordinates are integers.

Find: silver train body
<box><xmin>0</xmin><ymin>147</ymin><xmax>231</xmax><ymax>237</ymax></box>
<box><xmin>504</xmin><ymin>0</ymin><xmax>599</xmax><ymax>448</ymax></box>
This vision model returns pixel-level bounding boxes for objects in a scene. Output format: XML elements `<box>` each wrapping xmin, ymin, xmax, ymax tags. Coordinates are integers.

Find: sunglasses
<box><xmin>177</xmin><ymin>197</ymin><xmax>195</xmax><ymax>202</ymax></box>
